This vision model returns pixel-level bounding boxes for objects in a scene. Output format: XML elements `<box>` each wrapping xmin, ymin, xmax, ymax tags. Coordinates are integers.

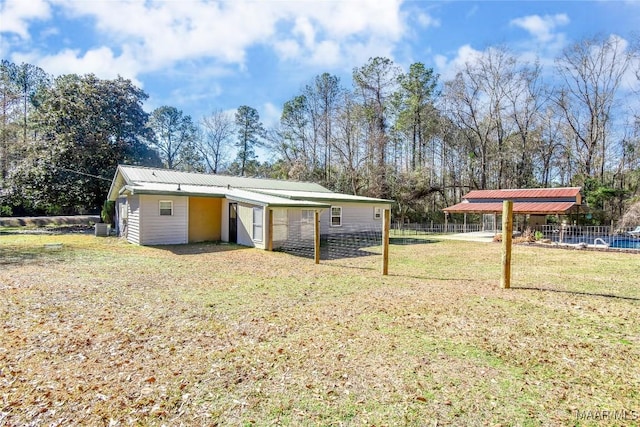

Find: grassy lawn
<box><xmin>1</xmin><ymin>233</ymin><xmax>639</xmax><ymax>426</ymax></box>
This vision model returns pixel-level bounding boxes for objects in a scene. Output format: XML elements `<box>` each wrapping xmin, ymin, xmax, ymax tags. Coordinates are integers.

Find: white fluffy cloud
<box><xmin>510</xmin><ymin>13</ymin><xmax>569</xmax><ymax>43</ymax></box>
<box><xmin>434</xmin><ymin>44</ymin><xmax>482</xmax><ymax>80</ymax></box>
<box><xmin>4</xmin><ymin>0</ymin><xmax>408</xmax><ymax>80</ymax></box>
<box><xmin>0</xmin><ymin>0</ymin><xmax>51</xmax><ymax>39</ymax></box>
<box><xmin>12</xmin><ymin>45</ymin><xmax>143</xmax><ymax>85</ymax></box>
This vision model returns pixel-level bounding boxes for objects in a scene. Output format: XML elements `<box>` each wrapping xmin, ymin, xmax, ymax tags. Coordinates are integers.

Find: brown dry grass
<box><xmin>1</xmin><ymin>233</ymin><xmax>639</xmax><ymax>426</ymax></box>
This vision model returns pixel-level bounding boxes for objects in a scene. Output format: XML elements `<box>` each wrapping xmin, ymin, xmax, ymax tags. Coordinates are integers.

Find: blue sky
<box><xmin>2</xmin><ymin>0</ymin><xmax>639</xmax><ymax>131</ymax></box>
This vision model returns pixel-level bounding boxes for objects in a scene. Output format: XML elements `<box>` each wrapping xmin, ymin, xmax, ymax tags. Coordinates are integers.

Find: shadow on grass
<box><xmin>280</xmin><ymin>236</ymin><xmax>441</xmax><ymax>261</ymax></box>
<box><xmin>152</xmin><ymin>241</ymin><xmax>250</xmax><ymax>256</ymax></box>
<box><xmin>0</xmin><ymin>246</ymin><xmax>66</xmax><ymax>266</ymax></box>
<box><xmin>513</xmin><ymin>286</ymin><xmax>640</xmax><ymax>301</ymax></box>
<box><xmin>389</xmin><ymin>237</ymin><xmax>441</xmax><ymax>246</ymax></box>
<box><xmin>276</xmin><ymin>246</ymin><xmax>381</xmax><ymax>260</ymax></box>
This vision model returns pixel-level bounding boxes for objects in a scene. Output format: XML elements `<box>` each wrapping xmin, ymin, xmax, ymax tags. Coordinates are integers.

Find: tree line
<box><xmin>1</xmin><ymin>34</ymin><xmax>639</xmax><ymax>224</ymax></box>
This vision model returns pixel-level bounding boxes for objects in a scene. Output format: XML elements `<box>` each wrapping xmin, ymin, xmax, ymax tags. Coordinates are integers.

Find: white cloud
<box><xmin>273</xmin><ymin>39</ymin><xmax>302</xmax><ymax>61</ymax></box>
<box><xmin>510</xmin><ymin>13</ymin><xmax>569</xmax><ymax>43</ymax></box>
<box><xmin>0</xmin><ymin>0</ymin><xmax>51</xmax><ymax>38</ymax></box>
<box><xmin>293</xmin><ymin>16</ymin><xmax>316</xmax><ymax>49</ymax></box>
<box><xmin>417</xmin><ymin>12</ymin><xmax>440</xmax><ymax>29</ymax></box>
<box><xmin>13</xmin><ymin>46</ymin><xmax>142</xmax><ymax>85</ymax></box>
<box><xmin>308</xmin><ymin>40</ymin><xmax>342</xmax><ymax>67</ymax></box>
<box><xmin>34</xmin><ymin>0</ymin><xmax>406</xmax><ymax>79</ymax></box>
<box><xmin>434</xmin><ymin>44</ymin><xmax>483</xmax><ymax>80</ymax></box>
<box><xmin>3</xmin><ymin>0</ymin><xmax>410</xmax><ymax>104</ymax></box>
<box><xmin>261</xmin><ymin>102</ymin><xmax>282</xmax><ymax>129</ymax></box>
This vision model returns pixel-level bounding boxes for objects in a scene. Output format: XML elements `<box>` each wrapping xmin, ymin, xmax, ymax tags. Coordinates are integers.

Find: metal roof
<box><xmin>251</xmin><ymin>189</ymin><xmax>394</xmax><ymax>204</ymax></box>
<box><xmin>225</xmin><ymin>189</ymin><xmax>330</xmax><ymax>208</ymax></box>
<box><xmin>443</xmin><ymin>201</ymin><xmax>580</xmax><ymax>215</ymax></box>
<box><xmin>119</xmin><ymin>182</ymin><xmax>330</xmax><ymax>208</ymax></box>
<box><xmin>121</xmin><ymin>183</ymin><xmax>228</xmax><ymax>198</ymax></box>
<box><xmin>108</xmin><ymin>165</ymin><xmax>388</xmax><ymax>207</ymax></box>
<box><xmin>463</xmin><ymin>187</ymin><xmax>581</xmax><ymax>200</ymax></box>
<box><xmin>118</xmin><ymin>165</ymin><xmax>331</xmax><ymax>192</ymax></box>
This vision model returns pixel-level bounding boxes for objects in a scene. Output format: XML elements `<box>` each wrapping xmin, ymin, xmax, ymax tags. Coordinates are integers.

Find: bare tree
<box><xmin>554</xmin><ymin>35</ymin><xmax>635</xmax><ymax>182</ymax></box>
<box><xmin>198</xmin><ymin>109</ymin><xmax>234</xmax><ymax>174</ymax></box>
<box><xmin>331</xmin><ymin>92</ymin><xmax>367</xmax><ymax>195</ymax></box>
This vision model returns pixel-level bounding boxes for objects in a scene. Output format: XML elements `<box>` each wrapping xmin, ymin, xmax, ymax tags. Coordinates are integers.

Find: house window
<box><xmin>373</xmin><ymin>207</ymin><xmax>382</xmax><ymax>220</ymax></box>
<box><xmin>159</xmin><ymin>200</ymin><xmax>173</xmax><ymax>216</ymax></box>
<box><xmin>253</xmin><ymin>206</ymin><xmax>263</xmax><ymax>241</ymax></box>
<box><xmin>331</xmin><ymin>206</ymin><xmax>342</xmax><ymax>227</ymax></box>
<box><xmin>301</xmin><ymin>209</ymin><xmax>314</xmax><ymax>223</ymax></box>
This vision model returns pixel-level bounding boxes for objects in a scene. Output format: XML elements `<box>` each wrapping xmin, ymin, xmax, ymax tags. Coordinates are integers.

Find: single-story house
<box><xmin>107</xmin><ymin>165</ymin><xmax>393</xmax><ymax>248</ymax></box>
<box><xmin>442</xmin><ymin>187</ymin><xmax>586</xmax><ymax>230</ymax></box>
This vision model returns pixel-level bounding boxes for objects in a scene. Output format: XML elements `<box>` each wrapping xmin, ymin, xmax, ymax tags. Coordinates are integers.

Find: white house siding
<box><xmin>138</xmin><ymin>194</ymin><xmax>188</xmax><ymax>245</ymax></box>
<box><xmin>126</xmin><ymin>195</ymin><xmax>141</xmax><ymax>245</ymax></box>
<box><xmin>319</xmin><ymin>203</ymin><xmax>390</xmax><ymax>235</ymax></box>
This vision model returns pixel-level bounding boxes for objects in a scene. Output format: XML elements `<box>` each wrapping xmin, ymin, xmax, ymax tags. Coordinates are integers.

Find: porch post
<box><xmin>463</xmin><ymin>213</ymin><xmax>467</xmax><ymax>233</ymax></box>
<box><xmin>314</xmin><ymin>210</ymin><xmax>320</xmax><ymax>264</ymax></box>
<box><xmin>267</xmin><ymin>208</ymin><xmax>273</xmax><ymax>251</ymax></box>
<box><xmin>382</xmin><ymin>208</ymin><xmax>390</xmax><ymax>275</ymax></box>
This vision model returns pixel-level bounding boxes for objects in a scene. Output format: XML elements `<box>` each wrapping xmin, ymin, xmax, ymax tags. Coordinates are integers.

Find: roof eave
<box><xmin>226</xmin><ymin>194</ymin><xmax>330</xmax><ymax>208</ymax></box>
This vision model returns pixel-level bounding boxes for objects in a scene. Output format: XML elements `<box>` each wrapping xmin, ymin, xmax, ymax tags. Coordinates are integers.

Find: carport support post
<box><xmin>267</xmin><ymin>209</ymin><xmax>273</xmax><ymax>251</ymax></box>
<box><xmin>382</xmin><ymin>208</ymin><xmax>390</xmax><ymax>275</ymax></box>
<box><xmin>314</xmin><ymin>210</ymin><xmax>320</xmax><ymax>264</ymax></box>
<box><xmin>501</xmin><ymin>200</ymin><xmax>513</xmax><ymax>289</ymax></box>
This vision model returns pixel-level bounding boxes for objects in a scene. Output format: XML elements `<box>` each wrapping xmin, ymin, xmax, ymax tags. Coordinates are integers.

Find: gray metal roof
<box><xmin>118</xmin><ymin>165</ymin><xmax>331</xmax><ymax>192</ymax></box>
<box><xmin>252</xmin><ymin>189</ymin><xmax>393</xmax><ymax>204</ymax></box>
<box><xmin>119</xmin><ymin>182</ymin><xmax>330</xmax><ymax>208</ymax></box>
<box><xmin>108</xmin><ymin>165</ymin><xmax>393</xmax><ymax>207</ymax></box>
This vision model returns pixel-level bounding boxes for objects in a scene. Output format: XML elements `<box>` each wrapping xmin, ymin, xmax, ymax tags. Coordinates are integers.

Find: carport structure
<box><xmin>442</xmin><ymin>187</ymin><xmax>586</xmax><ymax>231</ymax></box>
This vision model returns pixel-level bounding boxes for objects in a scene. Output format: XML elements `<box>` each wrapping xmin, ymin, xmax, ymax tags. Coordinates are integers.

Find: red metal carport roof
<box><xmin>443</xmin><ymin>201</ymin><xmax>579</xmax><ymax>215</ymax></box>
<box><xmin>463</xmin><ymin>187</ymin><xmax>581</xmax><ymax>200</ymax></box>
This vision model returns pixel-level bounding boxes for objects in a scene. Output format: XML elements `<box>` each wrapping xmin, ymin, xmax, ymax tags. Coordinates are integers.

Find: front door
<box><xmin>229</xmin><ymin>203</ymin><xmax>238</xmax><ymax>243</ymax></box>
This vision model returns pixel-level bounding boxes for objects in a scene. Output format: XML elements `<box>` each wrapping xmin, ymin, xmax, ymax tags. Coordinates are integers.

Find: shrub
<box><xmin>101</xmin><ymin>200</ymin><xmax>116</xmax><ymax>226</ymax></box>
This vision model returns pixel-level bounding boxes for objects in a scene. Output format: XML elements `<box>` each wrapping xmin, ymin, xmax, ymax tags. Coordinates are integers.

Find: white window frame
<box><xmin>253</xmin><ymin>206</ymin><xmax>264</xmax><ymax>241</ymax></box>
<box><xmin>331</xmin><ymin>206</ymin><xmax>342</xmax><ymax>227</ymax></box>
<box><xmin>159</xmin><ymin>200</ymin><xmax>173</xmax><ymax>216</ymax></box>
<box><xmin>373</xmin><ymin>207</ymin><xmax>382</xmax><ymax>220</ymax></box>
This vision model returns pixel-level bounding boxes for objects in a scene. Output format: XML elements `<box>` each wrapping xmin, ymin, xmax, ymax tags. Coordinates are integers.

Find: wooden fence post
<box><xmin>501</xmin><ymin>200</ymin><xmax>513</xmax><ymax>289</ymax></box>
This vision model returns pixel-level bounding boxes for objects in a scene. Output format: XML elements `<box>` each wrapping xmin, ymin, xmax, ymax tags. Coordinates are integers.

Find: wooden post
<box><xmin>501</xmin><ymin>200</ymin><xmax>513</xmax><ymax>289</ymax></box>
<box><xmin>267</xmin><ymin>208</ymin><xmax>273</xmax><ymax>251</ymax></box>
<box><xmin>314</xmin><ymin>210</ymin><xmax>320</xmax><ymax>264</ymax></box>
<box><xmin>463</xmin><ymin>213</ymin><xmax>467</xmax><ymax>233</ymax></box>
<box><xmin>382</xmin><ymin>208</ymin><xmax>390</xmax><ymax>275</ymax></box>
